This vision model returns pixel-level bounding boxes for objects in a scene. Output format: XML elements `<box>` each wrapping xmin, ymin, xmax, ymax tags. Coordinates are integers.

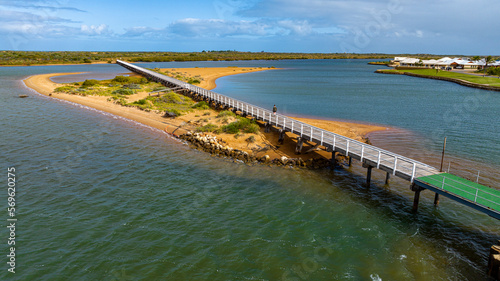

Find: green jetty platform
<box><xmin>415</xmin><ymin>173</ymin><xmax>500</xmax><ymax>219</ymax></box>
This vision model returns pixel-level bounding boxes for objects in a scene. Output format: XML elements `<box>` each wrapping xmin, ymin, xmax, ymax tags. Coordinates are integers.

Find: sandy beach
<box><xmin>23</xmin><ymin>67</ymin><xmax>388</xmax><ymax>162</ymax></box>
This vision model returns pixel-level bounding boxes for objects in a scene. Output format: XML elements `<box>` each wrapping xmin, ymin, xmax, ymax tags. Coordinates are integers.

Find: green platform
<box><xmin>417</xmin><ymin>173</ymin><xmax>500</xmax><ymax>212</ymax></box>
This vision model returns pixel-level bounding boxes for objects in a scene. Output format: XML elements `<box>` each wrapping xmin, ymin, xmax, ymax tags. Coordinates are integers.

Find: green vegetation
<box><xmin>81</xmin><ymin>79</ymin><xmax>100</xmax><ymax>88</ymax></box>
<box><xmin>246</xmin><ymin>135</ymin><xmax>256</xmax><ymax>143</ymax></box>
<box><xmin>222</xmin><ymin>117</ymin><xmax>259</xmax><ymax>134</ymax></box>
<box><xmin>0</xmin><ymin>50</ymin><xmax>402</xmax><ymax>66</ymax></box>
<box><xmin>217</xmin><ymin>110</ymin><xmax>236</xmax><ymax>118</ymax></box>
<box><xmin>192</xmin><ymin>101</ymin><xmax>210</xmax><ymax>110</ymax></box>
<box><xmin>380</xmin><ymin>68</ymin><xmax>500</xmax><ymax>87</ymax></box>
<box><xmin>196</xmin><ymin>123</ymin><xmax>219</xmax><ymax>133</ymax></box>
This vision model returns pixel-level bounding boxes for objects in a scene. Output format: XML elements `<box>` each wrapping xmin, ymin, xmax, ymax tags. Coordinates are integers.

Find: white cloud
<box><xmin>80</xmin><ymin>24</ymin><xmax>110</xmax><ymax>36</ymax></box>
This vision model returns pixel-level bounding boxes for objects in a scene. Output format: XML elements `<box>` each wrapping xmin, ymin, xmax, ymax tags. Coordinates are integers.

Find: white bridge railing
<box><xmin>117</xmin><ymin>60</ymin><xmax>440</xmax><ymax>182</ymax></box>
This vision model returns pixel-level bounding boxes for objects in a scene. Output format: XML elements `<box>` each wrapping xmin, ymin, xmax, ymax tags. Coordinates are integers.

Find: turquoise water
<box><xmin>0</xmin><ymin>60</ymin><xmax>498</xmax><ymax>280</ymax></box>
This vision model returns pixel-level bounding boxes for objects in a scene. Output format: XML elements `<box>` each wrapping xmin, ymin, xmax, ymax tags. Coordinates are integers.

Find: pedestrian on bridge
<box><xmin>273</xmin><ymin>105</ymin><xmax>277</xmax><ymax>115</ymax></box>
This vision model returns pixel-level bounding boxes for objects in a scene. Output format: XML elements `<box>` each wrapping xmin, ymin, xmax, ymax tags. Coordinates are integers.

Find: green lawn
<box><xmin>397</xmin><ymin>69</ymin><xmax>500</xmax><ymax>87</ymax></box>
<box><xmin>417</xmin><ymin>173</ymin><xmax>500</xmax><ymax>211</ymax></box>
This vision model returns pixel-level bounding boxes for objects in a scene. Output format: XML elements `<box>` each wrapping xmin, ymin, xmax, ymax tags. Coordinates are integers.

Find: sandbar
<box><xmin>23</xmin><ymin>67</ymin><xmax>388</xmax><ymax>161</ymax></box>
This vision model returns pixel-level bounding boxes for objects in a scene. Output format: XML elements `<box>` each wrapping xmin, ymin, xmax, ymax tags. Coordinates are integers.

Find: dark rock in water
<box><xmin>19</xmin><ymin>95</ymin><xmax>28</xmax><ymax>98</ymax></box>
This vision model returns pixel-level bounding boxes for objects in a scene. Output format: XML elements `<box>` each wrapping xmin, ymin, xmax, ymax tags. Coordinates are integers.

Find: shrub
<box><xmin>244</xmin><ymin>123</ymin><xmax>260</xmax><ymax>134</ymax></box>
<box><xmin>54</xmin><ymin>86</ymin><xmax>74</xmax><ymax>93</ymax></box>
<box><xmin>81</xmin><ymin>79</ymin><xmax>99</xmax><ymax>88</ymax></box>
<box><xmin>203</xmin><ymin>111</ymin><xmax>211</xmax><ymax>116</ymax></box>
<box><xmin>83</xmin><ymin>58</ymin><xmax>91</xmax><ymax>63</ymax></box>
<box><xmin>487</xmin><ymin>67</ymin><xmax>500</xmax><ymax>76</ymax></box>
<box><xmin>116</xmin><ymin>98</ymin><xmax>127</xmax><ymax>106</ymax></box>
<box><xmin>188</xmin><ymin>78</ymin><xmax>201</xmax><ymax>84</ymax></box>
<box><xmin>112</xmin><ymin>88</ymin><xmax>134</xmax><ymax>95</ymax></box>
<box><xmin>158</xmin><ymin>92</ymin><xmax>184</xmax><ymax>104</ymax></box>
<box><xmin>133</xmin><ymin>99</ymin><xmax>147</xmax><ymax>105</ymax></box>
<box><xmin>246</xmin><ymin>135</ymin><xmax>256</xmax><ymax>143</ymax></box>
<box><xmin>112</xmin><ymin>76</ymin><xmax>131</xmax><ymax>83</ymax></box>
<box><xmin>122</xmin><ymin>83</ymin><xmax>141</xmax><ymax>89</ymax></box>
<box><xmin>196</xmin><ymin>123</ymin><xmax>219</xmax><ymax>132</ymax></box>
<box><xmin>217</xmin><ymin>110</ymin><xmax>235</xmax><ymax>118</ymax></box>
<box><xmin>192</xmin><ymin>101</ymin><xmax>209</xmax><ymax>110</ymax></box>
<box><xmin>222</xmin><ymin>117</ymin><xmax>259</xmax><ymax>134</ymax></box>
<box><xmin>164</xmin><ymin>109</ymin><xmax>181</xmax><ymax>117</ymax></box>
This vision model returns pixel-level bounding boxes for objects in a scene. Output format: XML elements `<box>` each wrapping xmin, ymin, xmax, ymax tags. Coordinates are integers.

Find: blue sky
<box><xmin>0</xmin><ymin>0</ymin><xmax>498</xmax><ymax>55</ymax></box>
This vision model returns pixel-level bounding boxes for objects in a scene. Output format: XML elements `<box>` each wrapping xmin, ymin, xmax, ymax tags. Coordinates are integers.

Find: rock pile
<box><xmin>178</xmin><ymin>131</ymin><xmax>332</xmax><ymax>169</ymax></box>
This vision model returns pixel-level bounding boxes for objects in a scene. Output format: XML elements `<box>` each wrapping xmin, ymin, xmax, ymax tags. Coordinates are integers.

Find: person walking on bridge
<box><xmin>273</xmin><ymin>104</ymin><xmax>277</xmax><ymax>115</ymax></box>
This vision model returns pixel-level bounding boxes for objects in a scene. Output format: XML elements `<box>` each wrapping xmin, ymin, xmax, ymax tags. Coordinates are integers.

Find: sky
<box><xmin>0</xmin><ymin>0</ymin><xmax>499</xmax><ymax>55</ymax></box>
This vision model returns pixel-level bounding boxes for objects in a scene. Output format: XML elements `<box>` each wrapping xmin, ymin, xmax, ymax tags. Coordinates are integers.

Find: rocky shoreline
<box><xmin>177</xmin><ymin>131</ymin><xmax>334</xmax><ymax>169</ymax></box>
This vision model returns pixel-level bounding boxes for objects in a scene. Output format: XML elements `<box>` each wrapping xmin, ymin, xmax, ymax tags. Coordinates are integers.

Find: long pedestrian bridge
<box><xmin>116</xmin><ymin>60</ymin><xmax>500</xmax><ymax>220</ymax></box>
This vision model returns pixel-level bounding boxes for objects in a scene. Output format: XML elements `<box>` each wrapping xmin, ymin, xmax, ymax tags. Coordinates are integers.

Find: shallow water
<box><xmin>0</xmin><ymin>60</ymin><xmax>498</xmax><ymax>280</ymax></box>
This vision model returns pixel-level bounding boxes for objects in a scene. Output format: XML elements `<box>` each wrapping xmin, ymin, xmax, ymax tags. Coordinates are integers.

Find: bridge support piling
<box><xmin>348</xmin><ymin>156</ymin><xmax>352</xmax><ymax>167</ymax></box>
<box><xmin>434</xmin><ymin>193</ymin><xmax>440</xmax><ymax>206</ymax></box>
<box><xmin>278</xmin><ymin>130</ymin><xmax>285</xmax><ymax>145</ymax></box>
<box><xmin>488</xmin><ymin>242</ymin><xmax>500</xmax><ymax>279</ymax></box>
<box><xmin>264</xmin><ymin>122</ymin><xmax>271</xmax><ymax>133</ymax></box>
<box><xmin>385</xmin><ymin>172</ymin><xmax>391</xmax><ymax>185</ymax></box>
<box><xmin>366</xmin><ymin>166</ymin><xmax>373</xmax><ymax>187</ymax></box>
<box><xmin>295</xmin><ymin>137</ymin><xmax>304</xmax><ymax>154</ymax></box>
<box><xmin>330</xmin><ymin>151</ymin><xmax>338</xmax><ymax>169</ymax></box>
<box><xmin>411</xmin><ymin>183</ymin><xmax>425</xmax><ymax>212</ymax></box>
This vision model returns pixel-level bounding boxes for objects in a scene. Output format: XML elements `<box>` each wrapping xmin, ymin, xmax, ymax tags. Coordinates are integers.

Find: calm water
<box><xmin>0</xmin><ymin>60</ymin><xmax>498</xmax><ymax>280</ymax></box>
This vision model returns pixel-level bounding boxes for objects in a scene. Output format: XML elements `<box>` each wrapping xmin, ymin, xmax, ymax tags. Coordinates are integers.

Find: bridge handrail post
<box><xmin>393</xmin><ymin>157</ymin><xmax>398</xmax><ymax>175</ymax></box>
<box><xmin>376</xmin><ymin>151</ymin><xmax>381</xmax><ymax>169</ymax></box>
<box><xmin>300</xmin><ymin>124</ymin><xmax>303</xmax><ymax>137</ymax></box>
<box><xmin>321</xmin><ymin>131</ymin><xmax>324</xmax><ymax>146</ymax></box>
<box><xmin>411</xmin><ymin>163</ymin><xmax>416</xmax><ymax>183</ymax></box>
<box><xmin>474</xmin><ymin>188</ymin><xmax>479</xmax><ymax>202</ymax></box>
<box><xmin>360</xmin><ymin>145</ymin><xmax>364</xmax><ymax>162</ymax></box>
<box><xmin>346</xmin><ymin>141</ymin><xmax>350</xmax><ymax>156</ymax></box>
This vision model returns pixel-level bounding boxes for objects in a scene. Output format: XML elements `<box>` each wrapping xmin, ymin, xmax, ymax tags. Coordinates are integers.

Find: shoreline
<box><xmin>23</xmin><ymin>68</ymin><xmax>389</xmax><ymax>167</ymax></box>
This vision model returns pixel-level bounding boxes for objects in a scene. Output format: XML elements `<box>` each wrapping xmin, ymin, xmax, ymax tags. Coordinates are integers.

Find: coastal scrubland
<box><xmin>2</xmin><ymin>50</ymin><xmax>406</xmax><ymax>66</ymax></box>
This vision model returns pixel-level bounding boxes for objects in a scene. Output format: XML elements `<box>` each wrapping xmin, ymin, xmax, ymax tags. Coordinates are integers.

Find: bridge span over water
<box><xmin>116</xmin><ymin>60</ymin><xmax>500</xmax><ymax>220</ymax></box>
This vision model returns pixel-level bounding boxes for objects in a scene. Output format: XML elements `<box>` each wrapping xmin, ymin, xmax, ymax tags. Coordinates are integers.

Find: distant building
<box><xmin>393</xmin><ymin>56</ymin><xmax>490</xmax><ymax>70</ymax></box>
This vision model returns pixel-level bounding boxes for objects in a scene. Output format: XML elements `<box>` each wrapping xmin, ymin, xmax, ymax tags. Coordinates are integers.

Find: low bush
<box><xmin>192</xmin><ymin>101</ymin><xmax>210</xmax><ymax>110</ymax></box>
<box><xmin>164</xmin><ymin>109</ymin><xmax>181</xmax><ymax>117</ymax></box>
<box><xmin>54</xmin><ymin>86</ymin><xmax>74</xmax><ymax>93</ymax></box>
<box><xmin>112</xmin><ymin>88</ymin><xmax>134</xmax><ymax>95</ymax></box>
<box><xmin>221</xmin><ymin>117</ymin><xmax>259</xmax><ymax>134</ymax></box>
<box><xmin>122</xmin><ymin>83</ymin><xmax>141</xmax><ymax>89</ymax></box>
<box><xmin>196</xmin><ymin>123</ymin><xmax>219</xmax><ymax>133</ymax></box>
<box><xmin>217</xmin><ymin>110</ymin><xmax>235</xmax><ymax>118</ymax></box>
<box><xmin>81</xmin><ymin>79</ymin><xmax>100</xmax><ymax>88</ymax></box>
<box><xmin>158</xmin><ymin>92</ymin><xmax>184</xmax><ymax>104</ymax></box>
<box><xmin>246</xmin><ymin>135</ymin><xmax>256</xmax><ymax>143</ymax></box>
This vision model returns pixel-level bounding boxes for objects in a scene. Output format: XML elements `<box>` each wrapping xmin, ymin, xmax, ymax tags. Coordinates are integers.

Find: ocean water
<box><xmin>0</xmin><ymin>60</ymin><xmax>498</xmax><ymax>280</ymax></box>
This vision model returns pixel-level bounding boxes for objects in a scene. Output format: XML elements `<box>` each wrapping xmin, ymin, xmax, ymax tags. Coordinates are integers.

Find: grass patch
<box><xmin>217</xmin><ymin>110</ymin><xmax>236</xmax><ymax>118</ymax></box>
<box><xmin>196</xmin><ymin>123</ymin><xmax>219</xmax><ymax>133</ymax></box>
<box><xmin>396</xmin><ymin>69</ymin><xmax>500</xmax><ymax>87</ymax></box>
<box><xmin>192</xmin><ymin>101</ymin><xmax>210</xmax><ymax>110</ymax></box>
<box><xmin>222</xmin><ymin>117</ymin><xmax>259</xmax><ymax>134</ymax></box>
